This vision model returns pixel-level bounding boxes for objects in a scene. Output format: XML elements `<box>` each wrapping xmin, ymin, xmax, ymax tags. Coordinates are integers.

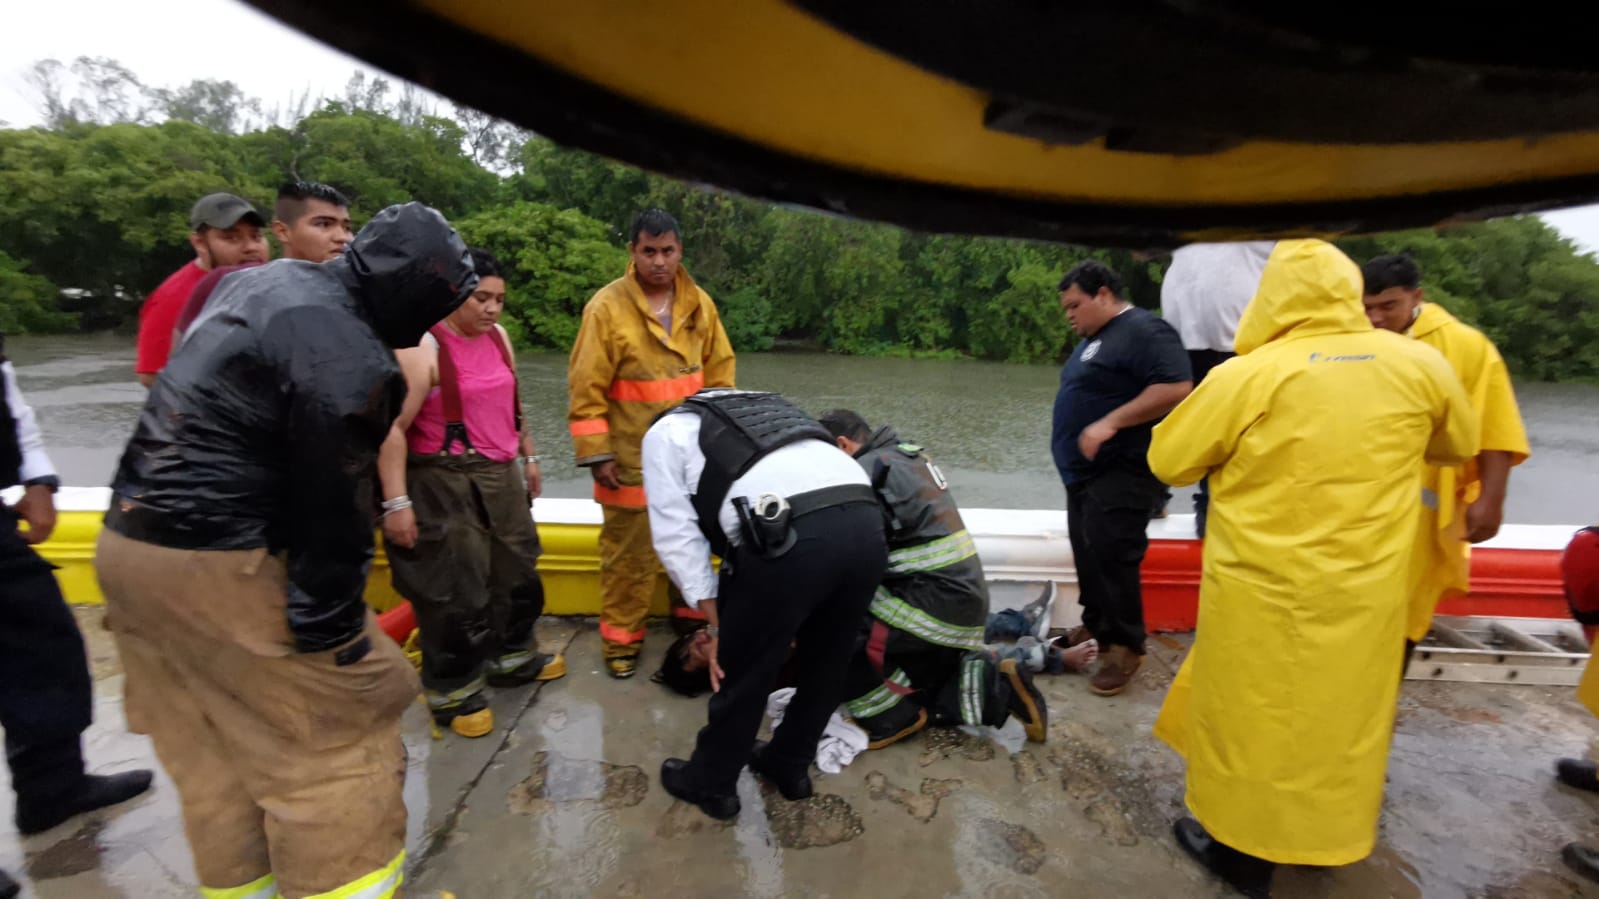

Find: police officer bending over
<box><xmin>642</xmin><ymin>388</ymin><xmax>888</xmax><ymax>820</ymax></box>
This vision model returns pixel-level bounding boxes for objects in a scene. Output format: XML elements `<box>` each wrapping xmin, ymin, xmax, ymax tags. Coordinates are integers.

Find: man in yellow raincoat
<box><xmin>1361</xmin><ymin>254</ymin><xmax>1530</xmax><ymax>663</ymax></box>
<box><xmin>1148</xmin><ymin>239</ymin><xmax>1478</xmax><ymax>896</ymax></box>
<box><xmin>568</xmin><ymin>209</ymin><xmax>736</xmax><ymax>678</ymax></box>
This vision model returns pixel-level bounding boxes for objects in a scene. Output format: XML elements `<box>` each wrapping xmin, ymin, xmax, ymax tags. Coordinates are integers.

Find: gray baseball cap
<box><xmin>190</xmin><ymin>193</ymin><xmax>266</xmax><ymax>231</ymax></box>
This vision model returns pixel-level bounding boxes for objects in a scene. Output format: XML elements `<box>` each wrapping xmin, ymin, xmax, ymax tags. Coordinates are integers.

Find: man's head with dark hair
<box><xmin>1360</xmin><ymin>253</ymin><xmax>1425</xmax><ymax>334</ymax></box>
<box><xmin>188</xmin><ymin>193</ymin><xmax>269</xmax><ymax>270</ymax></box>
<box><xmin>1058</xmin><ymin>259</ymin><xmax>1129</xmax><ymax>338</ymax></box>
<box><xmin>628</xmin><ymin>208</ymin><xmax>684</xmax><ymax>292</ymax></box>
<box><xmin>273</xmin><ymin>181</ymin><xmax>354</xmax><ymax>263</ymax></box>
<box><xmin>629</xmin><ymin>208</ymin><xmax>681</xmax><ymax>245</ymax></box>
<box><xmin>651</xmin><ymin>630</ymin><xmax>713</xmax><ymax>697</ymax></box>
<box><xmin>818</xmin><ymin>408</ymin><xmax>872</xmax><ymax>456</ymax></box>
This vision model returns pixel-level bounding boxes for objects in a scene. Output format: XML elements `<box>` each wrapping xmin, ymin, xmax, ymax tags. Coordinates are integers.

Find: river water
<box><xmin>7</xmin><ymin>333</ymin><xmax>1598</xmax><ymax>523</ymax></box>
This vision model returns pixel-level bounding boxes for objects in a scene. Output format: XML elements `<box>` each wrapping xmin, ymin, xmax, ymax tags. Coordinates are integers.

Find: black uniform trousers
<box><xmin>1066</xmin><ymin>464</ymin><xmax>1167</xmax><ymax>655</ymax></box>
<box><xmin>0</xmin><ymin>504</ymin><xmax>92</xmax><ymax>803</ymax></box>
<box><xmin>684</xmin><ymin>502</ymin><xmax>887</xmax><ymax>795</ymax></box>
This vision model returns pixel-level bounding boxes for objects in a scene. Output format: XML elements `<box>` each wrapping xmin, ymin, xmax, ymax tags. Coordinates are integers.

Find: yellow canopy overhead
<box><xmin>245</xmin><ymin>0</ymin><xmax>1599</xmax><ymax>246</ymax></box>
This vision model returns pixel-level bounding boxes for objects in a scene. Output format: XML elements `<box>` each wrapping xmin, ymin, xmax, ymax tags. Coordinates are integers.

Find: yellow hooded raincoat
<box><xmin>1148</xmin><ymin>239</ymin><xmax>1478</xmax><ymax>866</ymax></box>
<box><xmin>1404</xmin><ymin>302</ymin><xmax>1530</xmax><ymax>639</ymax></box>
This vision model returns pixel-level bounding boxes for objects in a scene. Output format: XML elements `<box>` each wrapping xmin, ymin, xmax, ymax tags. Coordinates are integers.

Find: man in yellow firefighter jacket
<box><xmin>568</xmin><ymin>209</ymin><xmax>736</xmax><ymax>678</ymax></box>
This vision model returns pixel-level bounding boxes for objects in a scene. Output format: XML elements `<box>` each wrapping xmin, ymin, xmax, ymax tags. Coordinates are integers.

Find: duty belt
<box><xmin>732</xmin><ymin>482</ymin><xmax>877</xmax><ymax>560</ymax></box>
<box><xmin>785</xmin><ymin>482</ymin><xmax>878</xmax><ymax>519</ymax></box>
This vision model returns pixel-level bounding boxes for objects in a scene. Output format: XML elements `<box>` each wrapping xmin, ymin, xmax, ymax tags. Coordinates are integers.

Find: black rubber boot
<box><xmin>0</xmin><ymin>867</ymin><xmax>19</xmax><ymax>899</ymax></box>
<box><xmin>1173</xmin><ymin>817</ymin><xmax>1275</xmax><ymax>898</ymax></box>
<box><xmin>859</xmin><ymin>701</ymin><xmax>928</xmax><ymax>750</ymax></box>
<box><xmin>1557</xmin><ymin>758</ymin><xmax>1599</xmax><ymax>793</ymax></box>
<box><xmin>1564</xmin><ymin>843</ymin><xmax>1599</xmax><ymax>885</ymax></box>
<box><xmin>1000</xmin><ymin>658</ymin><xmax>1048</xmax><ymax>743</ymax></box>
<box><xmin>486</xmin><ymin>652</ymin><xmax>566</xmax><ymax>687</ymax></box>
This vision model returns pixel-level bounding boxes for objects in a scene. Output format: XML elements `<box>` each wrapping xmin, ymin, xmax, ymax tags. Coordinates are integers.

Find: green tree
<box><xmin>0</xmin><ymin>252</ymin><xmax>73</xmax><ymax>333</ymax></box>
<box><xmin>966</xmin><ymin>263</ymin><xmax>1071</xmax><ymax>362</ymax></box>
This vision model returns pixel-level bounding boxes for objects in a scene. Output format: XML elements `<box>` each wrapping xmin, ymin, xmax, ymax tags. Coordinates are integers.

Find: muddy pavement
<box><xmin>3</xmin><ymin>609</ymin><xmax>1599</xmax><ymax>898</ymax></box>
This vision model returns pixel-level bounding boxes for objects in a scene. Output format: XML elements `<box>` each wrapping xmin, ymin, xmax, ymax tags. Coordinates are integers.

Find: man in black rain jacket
<box><xmin>94</xmin><ymin>203</ymin><xmax>475</xmax><ymax>899</ymax></box>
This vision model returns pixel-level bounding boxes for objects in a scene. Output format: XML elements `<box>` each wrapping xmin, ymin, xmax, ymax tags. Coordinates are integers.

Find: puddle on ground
<box><xmin>1047</xmin><ymin>720</ymin><xmax>1175</xmax><ymax>842</ymax></box>
<box><xmin>864</xmin><ymin>771</ymin><xmax>961</xmax><ymax>823</ymax></box>
<box><xmin>919</xmin><ymin>728</ymin><xmax>996</xmax><ymax>766</ymax></box>
<box><xmin>507</xmin><ymin>750</ymin><xmax>648</xmax><ymax>814</ymax></box>
<box><xmin>655</xmin><ymin>801</ymin><xmax>736</xmax><ymax>839</ymax></box>
<box><xmin>1473</xmin><ymin>869</ymin><xmax>1590</xmax><ymax>899</ymax></box>
<box><xmin>972</xmin><ymin>818</ymin><xmax>1046</xmax><ymax>875</ymax></box>
<box><xmin>763</xmin><ymin>793</ymin><xmax>864</xmax><ymax>849</ymax></box>
<box><xmin>26</xmin><ymin>819</ymin><xmax>103</xmax><ymax>879</ymax></box>
<box><xmin>1011</xmin><ymin>751</ymin><xmax>1048</xmax><ymax>785</ymax></box>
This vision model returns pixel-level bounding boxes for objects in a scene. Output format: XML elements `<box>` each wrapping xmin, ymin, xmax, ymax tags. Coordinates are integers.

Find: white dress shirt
<box><xmin>1160</xmin><ymin>241</ymin><xmax>1276</xmax><ymax>353</ymax></box>
<box><xmin>641</xmin><ymin>409</ymin><xmax>870</xmax><ymax>607</ymax></box>
<box><xmin>3</xmin><ymin>359</ymin><xmax>56</xmax><ymax>483</ymax></box>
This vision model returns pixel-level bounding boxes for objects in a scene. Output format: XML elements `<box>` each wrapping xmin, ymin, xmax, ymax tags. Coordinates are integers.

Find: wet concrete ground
<box><xmin>5</xmin><ymin>607</ymin><xmax>1599</xmax><ymax>898</ymax></box>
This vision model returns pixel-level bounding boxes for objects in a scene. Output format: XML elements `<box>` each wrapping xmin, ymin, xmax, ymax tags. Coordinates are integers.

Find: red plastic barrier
<box><xmin>1140</xmin><ymin>540</ymin><xmax>1567</xmax><ymax>633</ymax></box>
<box><xmin>377</xmin><ymin>601</ymin><xmax>417</xmax><ymax>645</ymax></box>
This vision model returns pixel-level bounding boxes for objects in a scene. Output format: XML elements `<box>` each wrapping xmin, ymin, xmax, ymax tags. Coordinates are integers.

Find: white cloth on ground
<box><xmin>765</xmin><ymin>687</ymin><xmax>869</xmax><ymax>775</ymax></box>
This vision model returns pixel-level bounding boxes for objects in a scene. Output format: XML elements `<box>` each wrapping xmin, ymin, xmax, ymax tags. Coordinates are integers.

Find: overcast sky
<box><xmin>6</xmin><ymin>0</ymin><xmax>1599</xmax><ymax>257</ymax></box>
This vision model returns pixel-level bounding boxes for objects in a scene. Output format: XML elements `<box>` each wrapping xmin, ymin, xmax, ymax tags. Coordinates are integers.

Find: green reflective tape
<box><xmin>886</xmin><ymin>530</ymin><xmax>978</xmax><ymax>575</ymax></box>
<box><xmin>869</xmin><ymin>590</ymin><xmax>985</xmax><ymax>650</ymax></box>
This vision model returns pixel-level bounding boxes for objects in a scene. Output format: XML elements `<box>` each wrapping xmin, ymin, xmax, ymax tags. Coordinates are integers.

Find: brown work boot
<box><xmin>1089</xmin><ymin>645</ymin><xmax>1143</xmax><ymax>696</ymax></box>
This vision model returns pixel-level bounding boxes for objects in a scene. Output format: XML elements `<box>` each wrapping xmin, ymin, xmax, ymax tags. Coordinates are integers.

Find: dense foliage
<box><xmin>4</xmin><ymin>59</ymin><xmax>1599</xmax><ymax>379</ymax></box>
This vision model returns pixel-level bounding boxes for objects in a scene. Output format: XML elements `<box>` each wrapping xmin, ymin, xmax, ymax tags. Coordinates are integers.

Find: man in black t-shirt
<box><xmin>1050</xmin><ymin>261</ymin><xmax>1193</xmax><ymax>697</ymax></box>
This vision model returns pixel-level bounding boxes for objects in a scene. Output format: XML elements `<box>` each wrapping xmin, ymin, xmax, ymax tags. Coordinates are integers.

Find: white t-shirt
<box><xmin>1160</xmin><ymin>241</ymin><xmax>1276</xmax><ymax>353</ymax></box>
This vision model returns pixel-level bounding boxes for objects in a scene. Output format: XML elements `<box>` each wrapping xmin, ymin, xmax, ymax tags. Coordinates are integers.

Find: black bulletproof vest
<box><xmin>0</xmin><ymin>335</ymin><xmax>22</xmax><ymax>489</ymax></box>
<box><xmin>668</xmin><ymin>391</ymin><xmax>833</xmax><ymax>556</ymax></box>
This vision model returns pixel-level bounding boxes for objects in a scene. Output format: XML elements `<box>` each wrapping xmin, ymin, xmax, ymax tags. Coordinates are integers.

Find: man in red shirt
<box><xmin>134</xmin><ymin>193</ymin><xmax>268</xmax><ymax>386</ymax></box>
<box><xmin>171</xmin><ymin>182</ymin><xmax>354</xmax><ymax>345</ymax></box>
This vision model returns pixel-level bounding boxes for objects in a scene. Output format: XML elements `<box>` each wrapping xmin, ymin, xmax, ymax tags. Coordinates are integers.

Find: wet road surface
<box><xmin>5</xmin><ymin>607</ymin><xmax>1599</xmax><ymax>898</ymax></box>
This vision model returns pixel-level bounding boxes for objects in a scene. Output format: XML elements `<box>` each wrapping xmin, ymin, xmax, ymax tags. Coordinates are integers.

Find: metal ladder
<box><xmin>1407</xmin><ymin>615</ymin><xmax>1591</xmax><ymax>685</ymax></box>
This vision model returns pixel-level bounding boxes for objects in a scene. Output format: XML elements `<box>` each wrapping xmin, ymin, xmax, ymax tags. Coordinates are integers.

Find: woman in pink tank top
<box><xmin>376</xmin><ymin>248</ymin><xmax>566</xmax><ymax>737</ymax></box>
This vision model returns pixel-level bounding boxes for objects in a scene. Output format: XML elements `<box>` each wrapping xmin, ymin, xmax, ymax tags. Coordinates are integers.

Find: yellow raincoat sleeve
<box><xmin>567</xmin><ymin>296</ymin><xmax>619</xmax><ymax>465</ymax></box>
<box><xmin>1476</xmin><ymin>342</ymin><xmax>1529</xmax><ymax>462</ymax></box>
<box><xmin>698</xmin><ymin>293</ymin><xmax>737</xmax><ymax>388</ymax></box>
<box><xmin>1419</xmin><ymin>350</ymin><xmax>1481</xmax><ymax>469</ymax></box>
<box><xmin>1148</xmin><ymin>361</ymin><xmax>1259</xmax><ymax>488</ymax></box>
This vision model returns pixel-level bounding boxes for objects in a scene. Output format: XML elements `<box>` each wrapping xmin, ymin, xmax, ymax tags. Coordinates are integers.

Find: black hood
<box><xmin>338</xmin><ymin>202</ymin><xmax>477</xmax><ymax>348</ymax></box>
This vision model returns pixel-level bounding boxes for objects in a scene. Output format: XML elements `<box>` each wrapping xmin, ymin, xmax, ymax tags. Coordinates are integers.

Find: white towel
<box><xmin>765</xmin><ymin>687</ymin><xmax>870</xmax><ymax>775</ymax></box>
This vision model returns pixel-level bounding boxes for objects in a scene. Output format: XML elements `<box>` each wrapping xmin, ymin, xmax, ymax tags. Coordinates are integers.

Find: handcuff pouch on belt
<box><xmin>733</xmin><ymin>492</ymin><xmax>797</xmax><ymax>560</ymax></box>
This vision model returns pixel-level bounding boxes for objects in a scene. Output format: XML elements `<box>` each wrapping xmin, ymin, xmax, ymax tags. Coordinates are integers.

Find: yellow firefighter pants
<box><xmin>599</xmin><ymin>501</ymin><xmax>662</xmax><ymax>658</ymax></box>
<box><xmin>95</xmin><ymin>530</ymin><xmax>418</xmax><ymax>899</ymax></box>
